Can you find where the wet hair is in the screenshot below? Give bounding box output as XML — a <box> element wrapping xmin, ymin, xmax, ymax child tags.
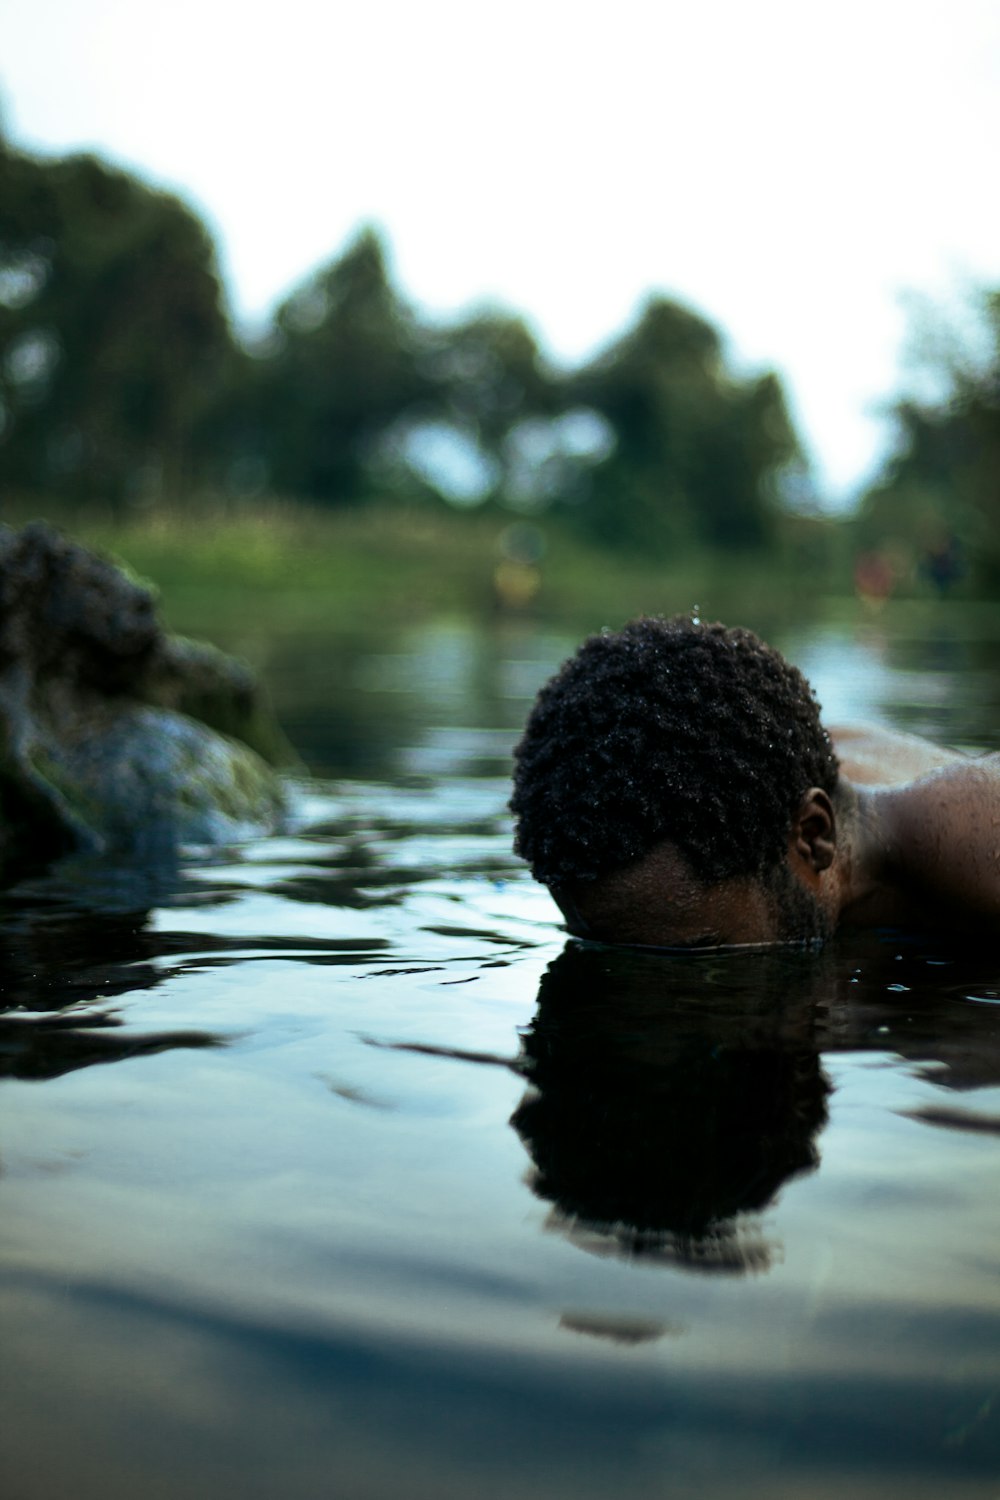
<box><xmin>511</xmin><ymin>616</ymin><xmax>839</xmax><ymax>886</ymax></box>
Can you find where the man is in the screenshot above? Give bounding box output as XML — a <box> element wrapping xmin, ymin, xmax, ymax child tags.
<box><xmin>510</xmin><ymin>615</ymin><xmax>1000</xmax><ymax>947</ymax></box>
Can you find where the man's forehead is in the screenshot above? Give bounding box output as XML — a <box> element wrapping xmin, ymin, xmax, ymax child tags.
<box><xmin>554</xmin><ymin>840</ymin><xmax>776</xmax><ymax>948</ymax></box>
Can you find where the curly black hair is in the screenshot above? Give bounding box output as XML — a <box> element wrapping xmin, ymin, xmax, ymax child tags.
<box><xmin>511</xmin><ymin>616</ymin><xmax>839</xmax><ymax>886</ymax></box>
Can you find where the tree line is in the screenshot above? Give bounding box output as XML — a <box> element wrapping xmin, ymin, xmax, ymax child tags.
<box><xmin>854</xmin><ymin>291</ymin><xmax>1000</xmax><ymax>591</ymax></box>
<box><xmin>1</xmin><ymin>126</ymin><xmax>997</xmax><ymax>578</ymax></box>
<box><xmin>0</xmin><ymin>130</ymin><xmax>803</xmax><ymax>553</ymax></box>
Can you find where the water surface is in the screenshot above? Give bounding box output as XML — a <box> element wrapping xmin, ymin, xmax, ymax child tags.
<box><xmin>2</xmin><ymin>614</ymin><xmax>1000</xmax><ymax>1499</ymax></box>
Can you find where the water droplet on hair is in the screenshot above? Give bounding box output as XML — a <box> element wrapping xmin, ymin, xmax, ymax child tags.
<box><xmin>690</xmin><ymin>604</ymin><xmax>701</xmax><ymax>625</ymax></box>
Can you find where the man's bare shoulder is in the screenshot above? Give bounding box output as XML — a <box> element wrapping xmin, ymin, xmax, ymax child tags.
<box><xmin>863</xmin><ymin>746</ymin><xmax>1000</xmax><ymax>924</ymax></box>
<box><xmin>829</xmin><ymin>723</ymin><xmax>968</xmax><ymax>786</ymax></box>
<box><xmin>830</xmin><ymin>731</ymin><xmax>1000</xmax><ymax>929</ymax></box>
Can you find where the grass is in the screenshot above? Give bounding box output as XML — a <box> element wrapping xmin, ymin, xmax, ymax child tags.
<box><xmin>4</xmin><ymin>494</ymin><xmax>856</xmax><ymax>646</ymax></box>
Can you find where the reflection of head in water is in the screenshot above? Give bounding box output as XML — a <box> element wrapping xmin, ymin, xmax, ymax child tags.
<box><xmin>511</xmin><ymin>942</ymin><xmax>832</xmax><ymax>1273</ymax></box>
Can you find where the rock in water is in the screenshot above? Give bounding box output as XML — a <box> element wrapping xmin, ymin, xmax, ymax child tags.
<box><xmin>0</xmin><ymin>522</ymin><xmax>291</xmax><ymax>871</ymax></box>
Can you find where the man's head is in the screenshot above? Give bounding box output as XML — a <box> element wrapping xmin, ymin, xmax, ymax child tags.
<box><xmin>511</xmin><ymin>616</ymin><xmax>842</xmax><ymax>948</ymax></box>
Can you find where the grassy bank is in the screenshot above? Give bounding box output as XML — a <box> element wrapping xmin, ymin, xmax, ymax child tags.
<box><xmin>5</xmin><ymin>496</ymin><xmax>855</xmax><ymax>645</ymax></box>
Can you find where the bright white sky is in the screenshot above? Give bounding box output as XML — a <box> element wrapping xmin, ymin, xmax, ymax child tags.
<box><xmin>3</xmin><ymin>0</ymin><xmax>999</xmax><ymax>506</ymax></box>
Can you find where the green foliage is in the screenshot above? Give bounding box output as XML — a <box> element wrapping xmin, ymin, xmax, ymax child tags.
<box><xmin>425</xmin><ymin>308</ymin><xmax>557</xmax><ymax>469</ymax></box>
<box><xmin>245</xmin><ymin>228</ymin><xmax>431</xmax><ymax>503</ymax></box>
<box><xmin>0</xmin><ymin>134</ymin><xmax>232</xmax><ymax>508</ymax></box>
<box><xmin>568</xmin><ymin>297</ymin><xmax>802</xmax><ymax>552</ymax></box>
<box><xmin>858</xmin><ymin>291</ymin><xmax>1000</xmax><ymax>590</ymax></box>
<box><xmin>0</xmin><ymin>124</ymin><xmax>809</xmax><ymax>557</ymax></box>
<box><xmin>22</xmin><ymin>499</ymin><xmax>844</xmax><ymax>650</ymax></box>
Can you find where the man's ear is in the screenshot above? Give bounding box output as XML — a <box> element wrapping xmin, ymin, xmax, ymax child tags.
<box><xmin>792</xmin><ymin>788</ymin><xmax>836</xmax><ymax>872</ymax></box>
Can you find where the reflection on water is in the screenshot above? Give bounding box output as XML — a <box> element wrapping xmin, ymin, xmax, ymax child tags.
<box><xmin>2</xmin><ymin>613</ymin><xmax>1000</xmax><ymax>1499</ymax></box>
<box><xmin>514</xmin><ymin>944</ymin><xmax>831</xmax><ymax>1275</ymax></box>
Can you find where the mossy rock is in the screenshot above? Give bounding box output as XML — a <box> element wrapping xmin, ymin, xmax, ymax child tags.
<box><xmin>0</xmin><ymin>522</ymin><xmax>292</xmax><ymax>873</ymax></box>
<box><xmin>32</xmin><ymin>705</ymin><xmax>288</xmax><ymax>858</ymax></box>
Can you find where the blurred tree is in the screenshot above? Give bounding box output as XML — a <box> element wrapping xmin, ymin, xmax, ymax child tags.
<box><xmin>381</xmin><ymin>307</ymin><xmax>560</xmax><ymax>506</ymax></box>
<box><xmin>425</xmin><ymin>307</ymin><xmax>555</xmax><ymax>453</ymax></box>
<box><xmin>567</xmin><ymin>297</ymin><xmax>803</xmax><ymax>553</ymax></box>
<box><xmin>250</xmin><ymin>228</ymin><xmax>431</xmax><ymax>503</ymax></box>
<box><xmin>0</xmin><ymin>133</ymin><xmax>232</xmax><ymax>509</ymax></box>
<box><xmin>858</xmin><ymin>290</ymin><xmax>1000</xmax><ymax>589</ymax></box>
<box><xmin>0</xmin><ymin>118</ymin><xmax>811</xmax><ymax>546</ymax></box>
<box><xmin>249</xmin><ymin>241</ymin><xmax>569</xmax><ymax>509</ymax></box>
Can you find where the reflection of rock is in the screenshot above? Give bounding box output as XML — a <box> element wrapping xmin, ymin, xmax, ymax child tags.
<box><xmin>512</xmin><ymin>943</ymin><xmax>832</xmax><ymax>1275</ymax></box>
<box><xmin>0</xmin><ymin>523</ymin><xmax>291</xmax><ymax>872</ymax></box>
<box><xmin>0</xmin><ymin>890</ymin><xmax>220</xmax><ymax>1081</ymax></box>
<box><xmin>1</xmin><ymin>1007</ymin><xmax>221</xmax><ymax>1082</ymax></box>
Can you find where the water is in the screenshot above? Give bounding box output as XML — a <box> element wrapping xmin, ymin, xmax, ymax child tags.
<box><xmin>2</xmin><ymin>613</ymin><xmax>1000</xmax><ymax>1500</ymax></box>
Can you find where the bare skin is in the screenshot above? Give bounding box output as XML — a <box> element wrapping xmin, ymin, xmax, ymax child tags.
<box><xmin>554</xmin><ymin>723</ymin><xmax>1000</xmax><ymax>949</ymax></box>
